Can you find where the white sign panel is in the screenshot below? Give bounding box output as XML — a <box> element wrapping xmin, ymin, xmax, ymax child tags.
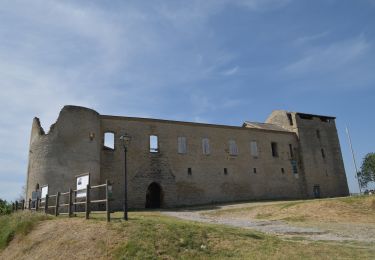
<box><xmin>41</xmin><ymin>186</ymin><xmax>48</xmax><ymax>199</ymax></box>
<box><xmin>76</xmin><ymin>175</ymin><xmax>89</xmax><ymax>198</ymax></box>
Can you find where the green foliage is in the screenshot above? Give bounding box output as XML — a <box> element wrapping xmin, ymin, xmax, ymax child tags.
<box><xmin>0</xmin><ymin>199</ymin><xmax>12</xmax><ymax>215</ymax></box>
<box><xmin>0</xmin><ymin>212</ymin><xmax>50</xmax><ymax>250</ymax></box>
<box><xmin>359</xmin><ymin>153</ymin><xmax>375</xmax><ymax>189</ymax></box>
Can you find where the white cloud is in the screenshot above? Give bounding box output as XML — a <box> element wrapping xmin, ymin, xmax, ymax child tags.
<box><xmin>284</xmin><ymin>36</ymin><xmax>370</xmax><ymax>75</ymax></box>
<box><xmin>223</xmin><ymin>66</ymin><xmax>239</xmax><ymax>76</ymax></box>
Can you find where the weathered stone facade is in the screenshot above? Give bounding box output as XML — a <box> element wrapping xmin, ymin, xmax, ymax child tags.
<box><xmin>26</xmin><ymin>106</ymin><xmax>349</xmax><ymax>209</ymax></box>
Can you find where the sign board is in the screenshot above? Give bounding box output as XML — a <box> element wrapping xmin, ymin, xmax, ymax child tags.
<box><xmin>107</xmin><ymin>184</ymin><xmax>113</xmax><ymax>199</ymax></box>
<box><xmin>31</xmin><ymin>191</ymin><xmax>41</xmax><ymax>201</ymax></box>
<box><xmin>41</xmin><ymin>186</ymin><xmax>48</xmax><ymax>202</ymax></box>
<box><xmin>76</xmin><ymin>174</ymin><xmax>89</xmax><ymax>198</ymax></box>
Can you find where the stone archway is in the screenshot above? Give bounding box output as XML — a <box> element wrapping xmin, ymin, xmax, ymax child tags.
<box><xmin>145</xmin><ymin>182</ymin><xmax>162</xmax><ymax>208</ymax></box>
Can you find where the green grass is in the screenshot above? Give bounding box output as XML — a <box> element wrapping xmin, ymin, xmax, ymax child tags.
<box><xmin>0</xmin><ymin>211</ymin><xmax>50</xmax><ymax>250</ymax></box>
<box><xmin>110</xmin><ymin>212</ymin><xmax>374</xmax><ymax>259</ymax></box>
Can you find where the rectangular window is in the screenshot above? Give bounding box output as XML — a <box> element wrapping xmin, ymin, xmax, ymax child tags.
<box><xmin>188</xmin><ymin>168</ymin><xmax>192</xmax><ymax>175</ymax></box>
<box><xmin>177</xmin><ymin>137</ymin><xmax>187</xmax><ymax>154</ymax></box>
<box><xmin>150</xmin><ymin>135</ymin><xmax>159</xmax><ymax>153</ymax></box>
<box><xmin>281</xmin><ymin>168</ymin><xmax>285</xmax><ymax>174</ymax></box>
<box><xmin>250</xmin><ymin>141</ymin><xmax>258</xmax><ymax>158</ymax></box>
<box><xmin>224</xmin><ymin>168</ymin><xmax>228</xmax><ymax>175</ymax></box>
<box><xmin>291</xmin><ymin>160</ymin><xmax>298</xmax><ymax>174</ymax></box>
<box><xmin>253</xmin><ymin>168</ymin><xmax>257</xmax><ymax>174</ymax></box>
<box><xmin>229</xmin><ymin>140</ymin><xmax>239</xmax><ymax>156</ymax></box>
<box><xmin>271</xmin><ymin>142</ymin><xmax>278</xmax><ymax>157</ymax></box>
<box><xmin>321</xmin><ymin>148</ymin><xmax>326</xmax><ymax>159</ymax></box>
<box><xmin>287</xmin><ymin>113</ymin><xmax>293</xmax><ymax>126</ymax></box>
<box><xmin>104</xmin><ymin>132</ymin><xmax>115</xmax><ymax>150</ymax></box>
<box><xmin>289</xmin><ymin>144</ymin><xmax>294</xmax><ymax>158</ymax></box>
<box><xmin>202</xmin><ymin>138</ymin><xmax>210</xmax><ymax>155</ymax></box>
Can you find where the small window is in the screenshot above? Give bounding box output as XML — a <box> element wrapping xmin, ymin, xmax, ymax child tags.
<box><xmin>253</xmin><ymin>168</ymin><xmax>257</xmax><ymax>174</ymax></box>
<box><xmin>281</xmin><ymin>168</ymin><xmax>285</xmax><ymax>174</ymax></box>
<box><xmin>104</xmin><ymin>132</ymin><xmax>115</xmax><ymax>150</ymax></box>
<box><xmin>187</xmin><ymin>168</ymin><xmax>192</xmax><ymax>175</ymax></box>
<box><xmin>287</xmin><ymin>113</ymin><xmax>293</xmax><ymax>126</ymax></box>
<box><xmin>271</xmin><ymin>142</ymin><xmax>278</xmax><ymax>157</ymax></box>
<box><xmin>321</xmin><ymin>148</ymin><xmax>326</xmax><ymax>159</ymax></box>
<box><xmin>150</xmin><ymin>135</ymin><xmax>159</xmax><ymax>153</ymax></box>
<box><xmin>316</xmin><ymin>129</ymin><xmax>321</xmax><ymax>139</ymax></box>
<box><xmin>289</xmin><ymin>144</ymin><xmax>294</xmax><ymax>158</ymax></box>
<box><xmin>291</xmin><ymin>160</ymin><xmax>298</xmax><ymax>174</ymax></box>
<box><xmin>229</xmin><ymin>140</ymin><xmax>238</xmax><ymax>156</ymax></box>
<box><xmin>178</xmin><ymin>137</ymin><xmax>187</xmax><ymax>154</ymax></box>
<box><xmin>250</xmin><ymin>141</ymin><xmax>258</xmax><ymax>158</ymax></box>
<box><xmin>202</xmin><ymin>138</ymin><xmax>210</xmax><ymax>155</ymax></box>
<box><xmin>224</xmin><ymin>168</ymin><xmax>228</xmax><ymax>175</ymax></box>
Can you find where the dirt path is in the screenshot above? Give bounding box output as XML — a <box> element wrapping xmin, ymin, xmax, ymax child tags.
<box><xmin>162</xmin><ymin>201</ymin><xmax>375</xmax><ymax>242</ymax></box>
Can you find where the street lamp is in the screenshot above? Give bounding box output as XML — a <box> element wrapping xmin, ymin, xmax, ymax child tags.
<box><xmin>119</xmin><ymin>133</ymin><xmax>132</xmax><ymax>220</ymax></box>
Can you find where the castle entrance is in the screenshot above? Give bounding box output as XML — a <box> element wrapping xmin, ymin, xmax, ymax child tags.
<box><xmin>145</xmin><ymin>182</ymin><xmax>162</xmax><ymax>208</ymax></box>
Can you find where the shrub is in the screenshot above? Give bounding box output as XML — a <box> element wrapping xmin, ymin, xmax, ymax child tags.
<box><xmin>0</xmin><ymin>199</ymin><xmax>12</xmax><ymax>215</ymax></box>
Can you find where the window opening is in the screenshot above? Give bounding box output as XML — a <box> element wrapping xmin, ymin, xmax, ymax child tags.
<box><xmin>150</xmin><ymin>135</ymin><xmax>159</xmax><ymax>153</ymax></box>
<box><xmin>271</xmin><ymin>142</ymin><xmax>278</xmax><ymax>157</ymax></box>
<box><xmin>224</xmin><ymin>168</ymin><xmax>228</xmax><ymax>175</ymax></box>
<box><xmin>202</xmin><ymin>138</ymin><xmax>210</xmax><ymax>155</ymax></box>
<box><xmin>289</xmin><ymin>144</ymin><xmax>294</xmax><ymax>158</ymax></box>
<box><xmin>321</xmin><ymin>148</ymin><xmax>326</xmax><ymax>159</ymax></box>
<box><xmin>178</xmin><ymin>137</ymin><xmax>187</xmax><ymax>154</ymax></box>
<box><xmin>253</xmin><ymin>168</ymin><xmax>257</xmax><ymax>174</ymax></box>
<box><xmin>187</xmin><ymin>168</ymin><xmax>192</xmax><ymax>175</ymax></box>
<box><xmin>229</xmin><ymin>140</ymin><xmax>239</xmax><ymax>156</ymax></box>
<box><xmin>104</xmin><ymin>132</ymin><xmax>115</xmax><ymax>150</ymax></box>
<box><xmin>281</xmin><ymin>168</ymin><xmax>285</xmax><ymax>174</ymax></box>
<box><xmin>287</xmin><ymin>113</ymin><xmax>293</xmax><ymax>125</ymax></box>
<box><xmin>250</xmin><ymin>141</ymin><xmax>258</xmax><ymax>158</ymax></box>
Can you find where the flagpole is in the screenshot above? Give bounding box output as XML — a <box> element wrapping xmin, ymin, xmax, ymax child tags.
<box><xmin>346</xmin><ymin>126</ymin><xmax>361</xmax><ymax>194</ymax></box>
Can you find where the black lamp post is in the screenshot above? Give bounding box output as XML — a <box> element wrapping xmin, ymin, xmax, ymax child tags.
<box><xmin>120</xmin><ymin>133</ymin><xmax>131</xmax><ymax>220</ymax></box>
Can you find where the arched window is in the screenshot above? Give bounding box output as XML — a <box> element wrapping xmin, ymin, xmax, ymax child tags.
<box><xmin>104</xmin><ymin>132</ymin><xmax>115</xmax><ymax>150</ymax></box>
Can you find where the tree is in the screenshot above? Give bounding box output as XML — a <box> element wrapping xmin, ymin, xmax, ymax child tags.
<box><xmin>359</xmin><ymin>153</ymin><xmax>375</xmax><ymax>189</ymax></box>
<box><xmin>0</xmin><ymin>199</ymin><xmax>12</xmax><ymax>215</ymax></box>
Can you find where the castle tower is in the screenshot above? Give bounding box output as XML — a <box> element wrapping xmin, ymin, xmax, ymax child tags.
<box><xmin>26</xmin><ymin>106</ymin><xmax>101</xmax><ymax>201</ymax></box>
<box><xmin>266</xmin><ymin>110</ymin><xmax>349</xmax><ymax>198</ymax></box>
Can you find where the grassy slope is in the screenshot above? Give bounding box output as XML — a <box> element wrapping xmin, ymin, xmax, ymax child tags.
<box><xmin>1</xmin><ymin>211</ymin><xmax>374</xmax><ymax>259</ymax></box>
<box><xmin>0</xmin><ymin>212</ymin><xmax>50</xmax><ymax>250</ymax></box>
<box><xmin>205</xmin><ymin>196</ymin><xmax>375</xmax><ymax>223</ymax></box>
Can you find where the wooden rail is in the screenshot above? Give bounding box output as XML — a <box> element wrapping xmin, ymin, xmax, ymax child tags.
<box><xmin>17</xmin><ymin>180</ymin><xmax>112</xmax><ymax>222</ymax></box>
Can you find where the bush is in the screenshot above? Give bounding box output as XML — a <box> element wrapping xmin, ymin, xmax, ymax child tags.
<box><xmin>0</xmin><ymin>199</ymin><xmax>12</xmax><ymax>215</ymax></box>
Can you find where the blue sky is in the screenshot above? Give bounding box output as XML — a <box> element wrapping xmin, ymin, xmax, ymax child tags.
<box><xmin>0</xmin><ymin>0</ymin><xmax>374</xmax><ymax>201</ymax></box>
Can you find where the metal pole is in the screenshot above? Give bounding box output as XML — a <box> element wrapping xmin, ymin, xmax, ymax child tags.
<box><xmin>346</xmin><ymin>126</ymin><xmax>361</xmax><ymax>194</ymax></box>
<box><xmin>124</xmin><ymin>147</ymin><xmax>128</xmax><ymax>221</ymax></box>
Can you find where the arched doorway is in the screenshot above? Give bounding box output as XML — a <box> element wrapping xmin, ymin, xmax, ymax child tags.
<box><xmin>145</xmin><ymin>182</ymin><xmax>162</xmax><ymax>208</ymax></box>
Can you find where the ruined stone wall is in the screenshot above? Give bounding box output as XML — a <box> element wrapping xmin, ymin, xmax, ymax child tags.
<box><xmin>26</xmin><ymin>106</ymin><xmax>101</xmax><ymax>202</ymax></box>
<box><xmin>100</xmin><ymin>116</ymin><xmax>304</xmax><ymax>209</ymax></box>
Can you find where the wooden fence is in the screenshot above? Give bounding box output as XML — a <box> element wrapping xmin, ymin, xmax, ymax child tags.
<box><xmin>14</xmin><ymin>180</ymin><xmax>112</xmax><ymax>222</ymax></box>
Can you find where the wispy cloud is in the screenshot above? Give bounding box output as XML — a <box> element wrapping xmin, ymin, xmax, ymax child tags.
<box><xmin>284</xmin><ymin>36</ymin><xmax>370</xmax><ymax>75</ymax></box>
<box><xmin>223</xmin><ymin>66</ymin><xmax>239</xmax><ymax>76</ymax></box>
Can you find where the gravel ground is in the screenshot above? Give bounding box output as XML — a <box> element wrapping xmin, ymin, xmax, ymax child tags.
<box><xmin>162</xmin><ymin>204</ymin><xmax>375</xmax><ymax>242</ymax></box>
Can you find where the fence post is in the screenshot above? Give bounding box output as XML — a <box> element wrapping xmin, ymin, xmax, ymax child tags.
<box><xmin>85</xmin><ymin>184</ymin><xmax>90</xmax><ymax>220</ymax></box>
<box><xmin>106</xmin><ymin>180</ymin><xmax>110</xmax><ymax>222</ymax></box>
<box><xmin>68</xmin><ymin>188</ymin><xmax>72</xmax><ymax>217</ymax></box>
<box><xmin>45</xmin><ymin>195</ymin><xmax>49</xmax><ymax>214</ymax></box>
<box><xmin>55</xmin><ymin>192</ymin><xmax>60</xmax><ymax>216</ymax></box>
<box><xmin>35</xmin><ymin>198</ymin><xmax>39</xmax><ymax>211</ymax></box>
<box><xmin>22</xmin><ymin>200</ymin><xmax>25</xmax><ymax>211</ymax></box>
<box><xmin>28</xmin><ymin>199</ymin><xmax>31</xmax><ymax>210</ymax></box>
<box><xmin>12</xmin><ymin>203</ymin><xmax>15</xmax><ymax>212</ymax></box>
<box><xmin>15</xmin><ymin>201</ymin><xmax>19</xmax><ymax>211</ymax></box>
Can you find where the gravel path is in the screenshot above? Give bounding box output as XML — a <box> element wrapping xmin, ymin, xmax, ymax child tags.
<box><xmin>163</xmin><ymin>207</ymin><xmax>373</xmax><ymax>242</ymax></box>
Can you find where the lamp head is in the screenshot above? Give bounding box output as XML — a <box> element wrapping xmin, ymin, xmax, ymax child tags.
<box><xmin>119</xmin><ymin>133</ymin><xmax>132</xmax><ymax>149</ymax></box>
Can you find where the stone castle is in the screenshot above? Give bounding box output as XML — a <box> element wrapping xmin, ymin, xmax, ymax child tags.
<box><xmin>26</xmin><ymin>106</ymin><xmax>349</xmax><ymax>209</ymax></box>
